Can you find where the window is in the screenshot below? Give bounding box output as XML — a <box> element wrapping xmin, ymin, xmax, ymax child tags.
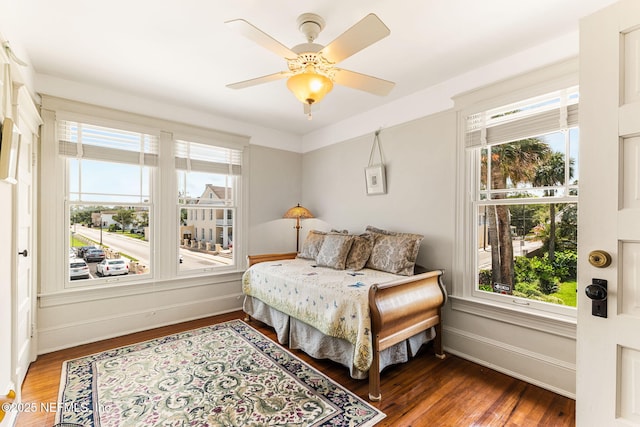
<box><xmin>40</xmin><ymin>96</ymin><xmax>249</xmax><ymax>293</ymax></box>
<box><xmin>463</xmin><ymin>87</ymin><xmax>579</xmax><ymax>317</ymax></box>
<box><xmin>62</xmin><ymin>120</ymin><xmax>157</xmax><ymax>284</ymax></box>
<box><xmin>176</xmin><ymin>139</ymin><xmax>241</xmax><ymax>272</ymax></box>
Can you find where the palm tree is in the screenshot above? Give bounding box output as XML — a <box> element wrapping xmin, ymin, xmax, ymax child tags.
<box><xmin>533</xmin><ymin>152</ymin><xmax>575</xmax><ymax>262</ymax></box>
<box><xmin>482</xmin><ymin>138</ymin><xmax>551</xmax><ymax>290</ymax></box>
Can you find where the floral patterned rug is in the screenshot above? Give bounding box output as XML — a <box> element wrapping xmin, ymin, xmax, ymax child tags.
<box><xmin>56</xmin><ymin>319</ymin><xmax>385</xmax><ymax>426</ymax></box>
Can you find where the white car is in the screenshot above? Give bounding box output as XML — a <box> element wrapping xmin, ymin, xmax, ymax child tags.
<box><xmin>69</xmin><ymin>258</ymin><xmax>90</xmax><ymax>280</ymax></box>
<box><xmin>96</xmin><ymin>258</ymin><xmax>129</xmax><ymax>276</ymax></box>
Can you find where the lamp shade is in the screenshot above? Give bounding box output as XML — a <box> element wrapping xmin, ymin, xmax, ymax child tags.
<box><xmin>286</xmin><ymin>68</ymin><xmax>333</xmax><ymax>105</ymax></box>
<box><xmin>283</xmin><ymin>203</ymin><xmax>314</xmax><ymax>219</ymax></box>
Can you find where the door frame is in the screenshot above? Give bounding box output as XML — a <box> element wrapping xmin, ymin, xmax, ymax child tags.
<box><xmin>10</xmin><ymin>84</ymin><xmax>41</xmax><ymax>396</ymax></box>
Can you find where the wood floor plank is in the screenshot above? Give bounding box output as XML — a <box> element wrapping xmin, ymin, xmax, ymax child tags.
<box><xmin>16</xmin><ymin>310</ymin><xmax>575</xmax><ymax>426</ymax></box>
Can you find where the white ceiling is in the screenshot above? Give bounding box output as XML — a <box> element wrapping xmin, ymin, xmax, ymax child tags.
<box><xmin>0</xmin><ymin>0</ymin><xmax>619</xmax><ymax>137</ymax></box>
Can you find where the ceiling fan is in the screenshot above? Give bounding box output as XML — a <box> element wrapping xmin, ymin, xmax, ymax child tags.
<box><xmin>225</xmin><ymin>13</ymin><xmax>395</xmax><ymax>118</ymax></box>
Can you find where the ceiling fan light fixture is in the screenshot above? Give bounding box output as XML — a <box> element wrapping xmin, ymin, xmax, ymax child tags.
<box><xmin>227</xmin><ymin>12</ymin><xmax>395</xmax><ymax>118</ymax></box>
<box><xmin>286</xmin><ymin>67</ymin><xmax>333</xmax><ymax>105</ymax></box>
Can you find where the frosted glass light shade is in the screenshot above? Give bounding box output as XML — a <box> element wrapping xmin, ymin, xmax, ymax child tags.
<box><xmin>287</xmin><ymin>71</ymin><xmax>333</xmax><ymax>105</ymax></box>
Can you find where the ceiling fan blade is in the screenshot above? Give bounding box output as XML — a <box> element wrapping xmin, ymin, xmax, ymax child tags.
<box><xmin>333</xmin><ymin>68</ymin><xmax>395</xmax><ymax>96</ymax></box>
<box><xmin>226</xmin><ymin>72</ymin><xmax>290</xmax><ymax>89</ymax></box>
<box><xmin>226</xmin><ymin>19</ymin><xmax>297</xmax><ymax>59</ymax></box>
<box><xmin>320</xmin><ymin>14</ymin><xmax>390</xmax><ymax>64</ymax></box>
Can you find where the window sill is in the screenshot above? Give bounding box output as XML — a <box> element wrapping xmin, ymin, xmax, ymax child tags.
<box><xmin>448</xmin><ymin>295</ymin><xmax>577</xmax><ymax>339</ymax></box>
<box><xmin>38</xmin><ymin>270</ymin><xmax>244</xmax><ymax>308</ymax></box>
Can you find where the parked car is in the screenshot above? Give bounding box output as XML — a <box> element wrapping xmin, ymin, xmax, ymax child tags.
<box><xmin>96</xmin><ymin>258</ymin><xmax>129</xmax><ymax>276</ymax></box>
<box><xmin>84</xmin><ymin>248</ymin><xmax>106</xmax><ymax>262</ymax></box>
<box><xmin>76</xmin><ymin>245</ymin><xmax>97</xmax><ymax>258</ymax></box>
<box><xmin>69</xmin><ymin>258</ymin><xmax>90</xmax><ymax>280</ymax></box>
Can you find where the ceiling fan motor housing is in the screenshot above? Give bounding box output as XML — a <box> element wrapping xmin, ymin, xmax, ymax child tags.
<box><xmin>297</xmin><ymin>13</ymin><xmax>325</xmax><ymax>43</ymax></box>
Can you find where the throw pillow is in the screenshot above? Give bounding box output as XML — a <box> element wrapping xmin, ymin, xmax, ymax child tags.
<box><xmin>365</xmin><ymin>226</ymin><xmax>424</xmax><ymax>275</ymax></box>
<box><xmin>345</xmin><ymin>233</ymin><xmax>374</xmax><ymax>270</ymax></box>
<box><xmin>298</xmin><ymin>230</ymin><xmax>326</xmax><ymax>259</ymax></box>
<box><xmin>316</xmin><ymin>233</ymin><xmax>355</xmax><ymax>270</ymax></box>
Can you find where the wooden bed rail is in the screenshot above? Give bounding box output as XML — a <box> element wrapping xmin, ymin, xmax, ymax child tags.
<box><xmin>247</xmin><ymin>252</ymin><xmax>298</xmax><ymax>267</ymax></box>
<box><xmin>368</xmin><ymin>269</ymin><xmax>446</xmax><ymax>401</ymax></box>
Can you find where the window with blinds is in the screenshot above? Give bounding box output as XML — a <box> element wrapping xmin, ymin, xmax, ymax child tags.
<box><xmin>58</xmin><ymin>120</ymin><xmax>158</xmax><ymax>166</ymax></box>
<box><xmin>63</xmin><ymin>120</ymin><xmax>155</xmax><ymax>284</ymax></box>
<box><xmin>465</xmin><ymin>88</ymin><xmax>579</xmax><ymax>149</ymax></box>
<box><xmin>175</xmin><ymin>139</ymin><xmax>241</xmax><ymax>175</ymax></box>
<box><xmin>467</xmin><ymin>88</ymin><xmax>580</xmax><ymax>201</ymax></box>
<box><xmin>176</xmin><ymin>138</ymin><xmax>241</xmax><ymax>272</ymax></box>
<box><xmin>464</xmin><ymin>86</ymin><xmax>579</xmax><ymax>315</ymax></box>
<box><xmin>41</xmin><ymin>95</ymin><xmax>250</xmax><ymax>292</ymax></box>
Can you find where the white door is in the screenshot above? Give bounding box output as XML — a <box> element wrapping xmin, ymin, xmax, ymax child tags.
<box><xmin>13</xmin><ymin>120</ymin><xmax>35</xmax><ymax>389</ymax></box>
<box><xmin>577</xmin><ymin>0</ymin><xmax>640</xmax><ymax>425</ymax></box>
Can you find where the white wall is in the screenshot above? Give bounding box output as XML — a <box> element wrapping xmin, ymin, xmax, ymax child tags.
<box><xmin>247</xmin><ymin>145</ymin><xmax>303</xmax><ymax>254</ymax></box>
<box><xmin>301</xmin><ymin>112</ymin><xmax>456</xmax><ymax>275</ymax></box>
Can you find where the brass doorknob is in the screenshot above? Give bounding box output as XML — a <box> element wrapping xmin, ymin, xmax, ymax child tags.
<box><xmin>588</xmin><ymin>250</ymin><xmax>612</xmax><ymax>268</ymax></box>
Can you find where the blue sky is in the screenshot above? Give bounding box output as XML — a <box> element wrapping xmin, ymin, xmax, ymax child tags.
<box><xmin>69</xmin><ymin>159</ymin><xmax>227</xmax><ymax>203</ymax></box>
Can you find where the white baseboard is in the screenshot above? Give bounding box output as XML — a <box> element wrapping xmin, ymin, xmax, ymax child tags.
<box><xmin>37</xmin><ymin>294</ymin><xmax>244</xmax><ymax>354</ymax></box>
<box><xmin>443</xmin><ymin>325</ymin><xmax>576</xmax><ymax>399</ymax></box>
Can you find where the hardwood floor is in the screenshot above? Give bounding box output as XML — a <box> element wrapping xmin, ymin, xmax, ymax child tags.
<box><xmin>17</xmin><ymin>310</ymin><xmax>575</xmax><ymax>426</ymax></box>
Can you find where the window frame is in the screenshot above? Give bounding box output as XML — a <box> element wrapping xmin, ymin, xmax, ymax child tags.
<box><xmin>174</xmin><ymin>136</ymin><xmax>242</xmax><ymax>275</ymax></box>
<box><xmin>451</xmin><ymin>60</ymin><xmax>580</xmax><ymax>328</ymax></box>
<box><xmin>39</xmin><ymin>95</ymin><xmax>250</xmax><ymax>301</ymax></box>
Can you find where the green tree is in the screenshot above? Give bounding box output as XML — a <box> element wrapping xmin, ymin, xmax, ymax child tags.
<box><xmin>482</xmin><ymin>138</ymin><xmax>551</xmax><ymax>290</ymax></box>
<box><xmin>508</xmin><ymin>203</ymin><xmax>546</xmax><ymax>238</ymax></box>
<box><xmin>139</xmin><ymin>211</ymin><xmax>149</xmax><ymax>227</ymax></box>
<box><xmin>112</xmin><ymin>208</ymin><xmax>135</xmax><ymax>233</ymax></box>
<box><xmin>533</xmin><ymin>152</ymin><xmax>574</xmax><ymax>262</ymax></box>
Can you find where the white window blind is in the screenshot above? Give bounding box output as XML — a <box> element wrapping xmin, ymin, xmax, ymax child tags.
<box><xmin>465</xmin><ymin>88</ymin><xmax>579</xmax><ymax>148</ymax></box>
<box><xmin>175</xmin><ymin>139</ymin><xmax>242</xmax><ymax>175</ymax></box>
<box><xmin>58</xmin><ymin>120</ymin><xmax>159</xmax><ymax>166</ymax></box>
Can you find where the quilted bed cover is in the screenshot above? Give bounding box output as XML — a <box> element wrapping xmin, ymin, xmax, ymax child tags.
<box><xmin>242</xmin><ymin>257</ymin><xmax>405</xmax><ymax>372</ymax></box>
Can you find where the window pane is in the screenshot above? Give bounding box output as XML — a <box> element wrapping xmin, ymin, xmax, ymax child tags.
<box><xmin>69</xmin><ymin>205</ymin><xmax>151</xmax><ymax>281</ymax></box>
<box><xmin>477</xmin><ymin>203</ymin><xmax>577</xmax><ymax>307</ymax></box>
<box><xmin>177</xmin><ymin>170</ymin><xmax>235</xmax><ymax>271</ymax></box>
<box><xmin>68</xmin><ymin>159</ymin><xmax>151</xmax><ymax>203</ymax></box>
<box><xmin>178</xmin><ymin>207</ymin><xmax>234</xmax><ymax>271</ymax></box>
<box><xmin>177</xmin><ymin>170</ymin><xmax>234</xmax><ymax>205</ymax></box>
<box><xmin>480</xmin><ymin>129</ymin><xmax>578</xmax><ymax>201</ymax></box>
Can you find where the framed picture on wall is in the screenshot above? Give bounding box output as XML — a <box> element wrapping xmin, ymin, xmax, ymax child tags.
<box><xmin>0</xmin><ymin>117</ymin><xmax>20</xmax><ymax>184</ymax></box>
<box><xmin>365</xmin><ymin>164</ymin><xmax>386</xmax><ymax>195</ymax></box>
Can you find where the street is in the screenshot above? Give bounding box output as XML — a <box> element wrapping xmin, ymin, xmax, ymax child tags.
<box><xmin>72</xmin><ymin>225</ymin><xmax>230</xmax><ymax>274</ymax></box>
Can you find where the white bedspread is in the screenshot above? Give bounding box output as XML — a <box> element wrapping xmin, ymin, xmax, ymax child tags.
<box><xmin>241</xmin><ymin>258</ymin><xmax>404</xmax><ymax>372</ymax></box>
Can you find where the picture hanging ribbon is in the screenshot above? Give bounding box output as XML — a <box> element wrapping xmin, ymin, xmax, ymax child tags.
<box><xmin>364</xmin><ymin>130</ymin><xmax>387</xmax><ymax>195</ymax></box>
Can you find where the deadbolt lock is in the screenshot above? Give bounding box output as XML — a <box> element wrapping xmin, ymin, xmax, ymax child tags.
<box><xmin>588</xmin><ymin>250</ymin><xmax>612</xmax><ymax>268</ymax></box>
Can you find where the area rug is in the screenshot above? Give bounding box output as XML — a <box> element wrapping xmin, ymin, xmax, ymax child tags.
<box><xmin>56</xmin><ymin>319</ymin><xmax>385</xmax><ymax>426</ymax></box>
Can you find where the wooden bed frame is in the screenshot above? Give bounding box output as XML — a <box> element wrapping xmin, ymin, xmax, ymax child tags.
<box><xmin>245</xmin><ymin>252</ymin><xmax>447</xmax><ymax>401</ymax></box>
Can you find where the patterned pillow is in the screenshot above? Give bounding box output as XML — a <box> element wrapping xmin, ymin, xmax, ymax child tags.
<box><xmin>365</xmin><ymin>226</ymin><xmax>424</xmax><ymax>275</ymax></box>
<box><xmin>298</xmin><ymin>230</ymin><xmax>326</xmax><ymax>259</ymax></box>
<box><xmin>345</xmin><ymin>233</ymin><xmax>374</xmax><ymax>270</ymax></box>
<box><xmin>331</xmin><ymin>229</ymin><xmax>349</xmax><ymax>234</ymax></box>
<box><xmin>316</xmin><ymin>234</ymin><xmax>355</xmax><ymax>270</ymax></box>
